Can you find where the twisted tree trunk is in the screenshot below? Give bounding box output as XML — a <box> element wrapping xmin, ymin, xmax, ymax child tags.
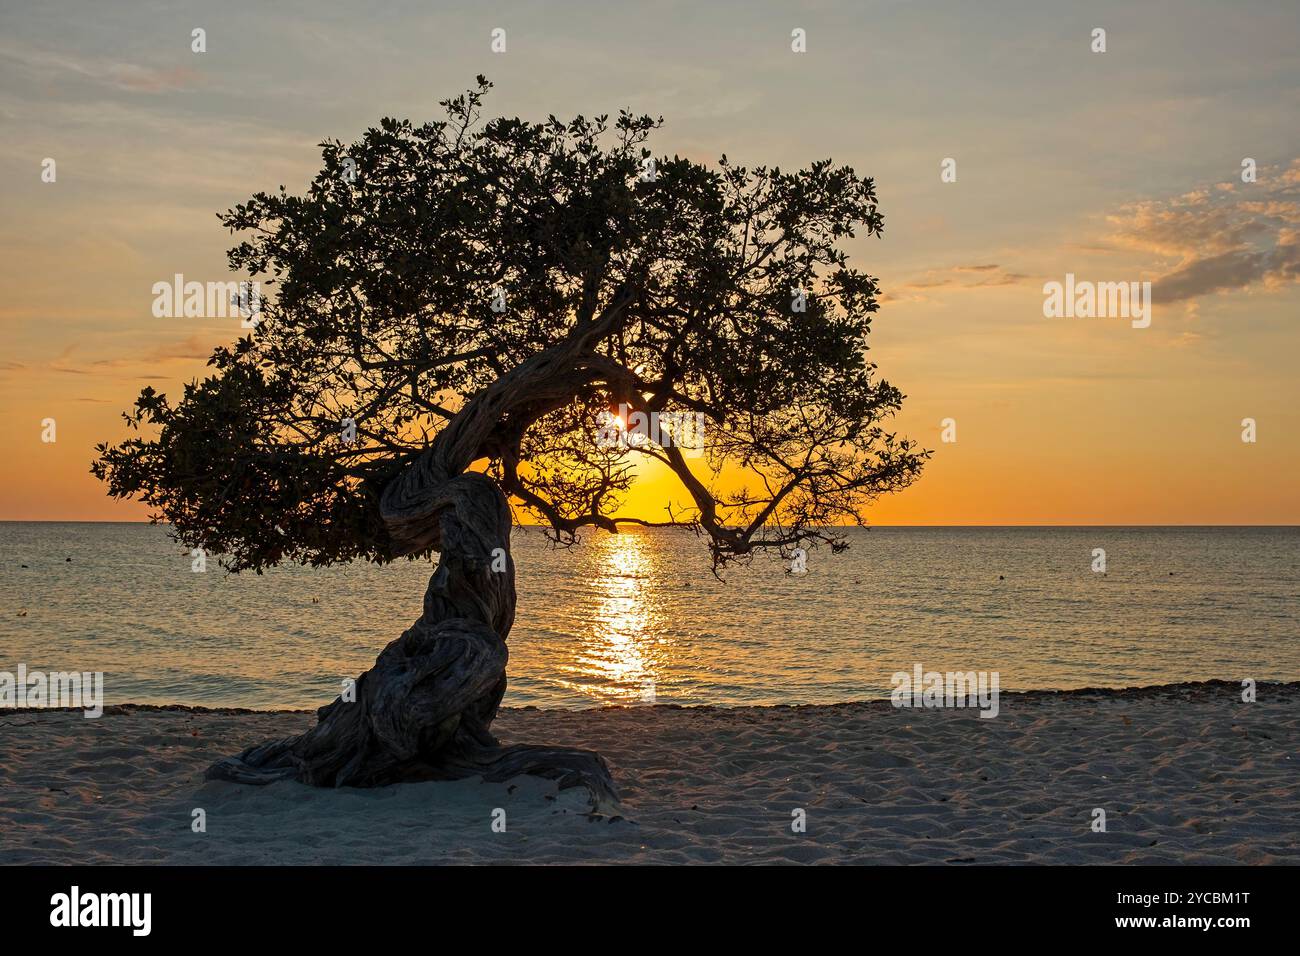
<box><xmin>205</xmin><ymin>470</ymin><xmax>619</xmax><ymax>812</ymax></box>
<box><xmin>207</xmin><ymin>303</ymin><xmax>636</xmax><ymax>809</ymax></box>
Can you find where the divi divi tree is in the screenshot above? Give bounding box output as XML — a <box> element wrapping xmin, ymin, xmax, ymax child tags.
<box><xmin>94</xmin><ymin>79</ymin><xmax>927</xmax><ymax>808</ymax></box>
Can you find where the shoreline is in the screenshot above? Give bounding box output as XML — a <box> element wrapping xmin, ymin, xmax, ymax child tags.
<box><xmin>4</xmin><ymin>678</ymin><xmax>1291</xmax><ymax>718</ymax></box>
<box><xmin>2</xmin><ymin>679</ymin><xmax>1296</xmax><ymax>865</ymax></box>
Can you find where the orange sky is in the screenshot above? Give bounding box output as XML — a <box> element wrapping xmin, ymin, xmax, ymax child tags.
<box><xmin>2</xmin><ymin>2</ymin><xmax>1297</xmax><ymax>525</ymax></box>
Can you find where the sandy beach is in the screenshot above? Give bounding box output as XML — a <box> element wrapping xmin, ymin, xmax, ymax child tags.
<box><xmin>1</xmin><ymin>680</ymin><xmax>1296</xmax><ymax>865</ymax></box>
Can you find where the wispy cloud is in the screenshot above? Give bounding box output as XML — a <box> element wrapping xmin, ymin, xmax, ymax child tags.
<box><xmin>887</xmin><ymin>263</ymin><xmax>1031</xmax><ymax>300</ymax></box>
<box><xmin>0</xmin><ymin>40</ymin><xmax>199</xmax><ymax>93</ymax></box>
<box><xmin>12</xmin><ymin>335</ymin><xmax>223</xmax><ymax>378</ymax></box>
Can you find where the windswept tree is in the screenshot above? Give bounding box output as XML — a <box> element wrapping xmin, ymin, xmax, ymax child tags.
<box><xmin>94</xmin><ymin>78</ymin><xmax>926</xmax><ymax>807</ymax></box>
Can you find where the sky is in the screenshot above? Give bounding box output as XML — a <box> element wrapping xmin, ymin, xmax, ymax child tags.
<box><xmin>1</xmin><ymin>0</ymin><xmax>1297</xmax><ymax>524</ymax></box>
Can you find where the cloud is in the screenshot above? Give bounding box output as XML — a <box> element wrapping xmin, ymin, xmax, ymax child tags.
<box><xmin>890</xmin><ymin>263</ymin><xmax>1031</xmax><ymax>299</ymax></box>
<box><xmin>13</xmin><ymin>334</ymin><xmax>222</xmax><ymax>377</ymax></box>
<box><xmin>1105</xmin><ymin>160</ymin><xmax>1300</xmax><ymax>303</ymax></box>
<box><xmin>1155</xmin><ymin>245</ymin><xmax>1300</xmax><ymax>303</ymax></box>
<box><xmin>0</xmin><ymin>41</ymin><xmax>198</xmax><ymax>94</ymax></box>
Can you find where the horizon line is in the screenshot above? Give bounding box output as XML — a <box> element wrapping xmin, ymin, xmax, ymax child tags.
<box><xmin>1</xmin><ymin>520</ymin><xmax>1297</xmax><ymax>529</ymax></box>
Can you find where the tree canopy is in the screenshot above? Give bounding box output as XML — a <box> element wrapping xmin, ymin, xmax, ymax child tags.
<box><xmin>94</xmin><ymin>77</ymin><xmax>927</xmax><ymax>573</ymax></box>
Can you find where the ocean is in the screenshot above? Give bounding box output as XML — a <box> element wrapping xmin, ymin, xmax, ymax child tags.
<box><xmin>1</xmin><ymin>523</ymin><xmax>1296</xmax><ymax>710</ymax></box>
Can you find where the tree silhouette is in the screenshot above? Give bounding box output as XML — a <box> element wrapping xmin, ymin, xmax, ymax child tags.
<box><xmin>94</xmin><ymin>78</ymin><xmax>926</xmax><ymax>807</ymax></box>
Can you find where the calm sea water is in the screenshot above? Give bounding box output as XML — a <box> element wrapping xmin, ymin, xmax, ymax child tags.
<box><xmin>0</xmin><ymin>523</ymin><xmax>1296</xmax><ymax>710</ymax></box>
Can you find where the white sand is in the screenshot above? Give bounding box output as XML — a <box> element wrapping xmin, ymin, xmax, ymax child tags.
<box><xmin>1</xmin><ymin>681</ymin><xmax>1296</xmax><ymax>865</ymax></box>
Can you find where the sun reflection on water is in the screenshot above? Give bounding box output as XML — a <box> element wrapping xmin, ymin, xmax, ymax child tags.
<box><xmin>557</xmin><ymin>530</ymin><xmax>663</xmax><ymax>704</ymax></box>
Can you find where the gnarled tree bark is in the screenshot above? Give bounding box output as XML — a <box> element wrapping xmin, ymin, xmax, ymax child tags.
<box><xmin>205</xmin><ymin>469</ymin><xmax>619</xmax><ymax>812</ymax></box>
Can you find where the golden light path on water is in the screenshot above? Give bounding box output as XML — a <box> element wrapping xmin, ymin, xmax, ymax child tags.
<box><xmin>553</xmin><ymin>531</ymin><xmax>663</xmax><ymax>705</ymax></box>
<box><xmin>3</xmin><ymin>525</ymin><xmax>1298</xmax><ymax>709</ymax></box>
